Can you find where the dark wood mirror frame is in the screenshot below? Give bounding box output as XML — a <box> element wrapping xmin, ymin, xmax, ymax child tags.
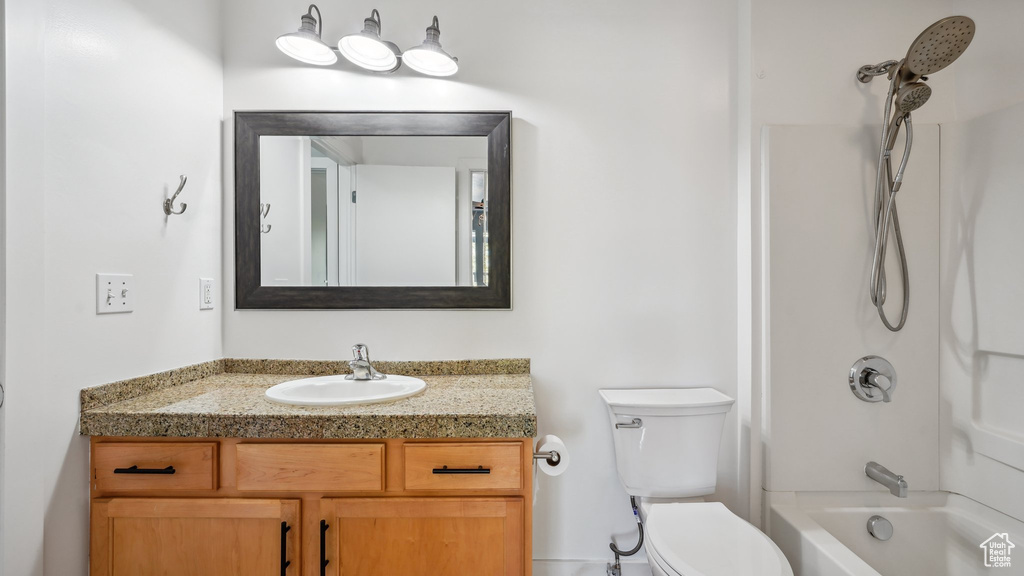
<box><xmin>234</xmin><ymin>111</ymin><xmax>511</xmax><ymax>309</ymax></box>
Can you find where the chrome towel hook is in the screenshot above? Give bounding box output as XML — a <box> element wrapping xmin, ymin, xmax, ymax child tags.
<box><xmin>163</xmin><ymin>175</ymin><xmax>188</xmax><ymax>216</ymax></box>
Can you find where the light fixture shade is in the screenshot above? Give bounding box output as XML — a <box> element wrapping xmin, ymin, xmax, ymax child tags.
<box><xmin>276</xmin><ymin>5</ymin><xmax>337</xmax><ymax>66</ymax></box>
<box><xmin>338</xmin><ymin>10</ymin><xmax>401</xmax><ymax>73</ymax></box>
<box><xmin>403</xmin><ymin>16</ymin><xmax>458</xmax><ymax>77</ymax></box>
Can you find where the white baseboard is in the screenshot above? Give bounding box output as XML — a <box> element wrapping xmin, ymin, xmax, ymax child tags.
<box><xmin>533</xmin><ymin>559</ymin><xmax>650</xmax><ymax>576</ymax></box>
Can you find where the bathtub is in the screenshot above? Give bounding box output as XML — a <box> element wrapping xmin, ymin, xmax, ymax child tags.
<box><xmin>768</xmin><ymin>492</ymin><xmax>1024</xmax><ymax>576</ymax></box>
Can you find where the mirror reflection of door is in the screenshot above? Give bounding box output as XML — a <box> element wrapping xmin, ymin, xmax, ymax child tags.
<box><xmin>354</xmin><ymin>165</ymin><xmax>455</xmax><ymax>286</ymax></box>
<box><xmin>259</xmin><ymin>136</ymin><xmax>487</xmax><ymax>287</ymax></box>
<box><xmin>470</xmin><ymin>170</ymin><xmax>488</xmax><ymax>287</ymax></box>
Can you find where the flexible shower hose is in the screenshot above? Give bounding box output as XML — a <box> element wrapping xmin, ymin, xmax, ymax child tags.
<box><xmin>869</xmin><ymin>72</ymin><xmax>912</xmax><ymax>332</ymax></box>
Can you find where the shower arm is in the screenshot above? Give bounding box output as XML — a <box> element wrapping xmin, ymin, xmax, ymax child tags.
<box><xmin>857</xmin><ymin>60</ymin><xmax>900</xmax><ymax>84</ymax></box>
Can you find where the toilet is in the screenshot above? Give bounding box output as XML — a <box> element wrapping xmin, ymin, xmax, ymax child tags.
<box><xmin>599</xmin><ymin>388</ymin><xmax>793</xmax><ymax>576</ymax></box>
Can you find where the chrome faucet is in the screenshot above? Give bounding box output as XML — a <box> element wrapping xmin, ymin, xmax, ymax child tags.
<box><xmin>345</xmin><ymin>344</ymin><xmax>386</xmax><ymax>381</ymax></box>
<box><xmin>865</xmin><ymin>461</ymin><xmax>908</xmax><ymax>497</ymax></box>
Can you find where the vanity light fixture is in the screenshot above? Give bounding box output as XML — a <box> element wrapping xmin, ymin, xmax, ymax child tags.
<box><xmin>275</xmin><ymin>4</ymin><xmax>338</xmax><ymax>66</ymax></box>
<box><xmin>338</xmin><ymin>9</ymin><xmax>401</xmax><ymax>73</ymax></box>
<box><xmin>276</xmin><ymin>5</ymin><xmax>459</xmax><ymax>76</ymax></box>
<box><xmin>402</xmin><ymin>16</ymin><xmax>459</xmax><ymax>77</ymax></box>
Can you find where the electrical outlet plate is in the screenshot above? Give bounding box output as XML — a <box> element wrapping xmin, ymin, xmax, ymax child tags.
<box><xmin>200</xmin><ymin>278</ymin><xmax>215</xmax><ymax>310</ymax></box>
<box><xmin>96</xmin><ymin>274</ymin><xmax>135</xmax><ymax>314</ymax></box>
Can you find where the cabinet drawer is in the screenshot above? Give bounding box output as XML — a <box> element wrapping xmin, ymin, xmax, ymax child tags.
<box><xmin>236</xmin><ymin>443</ymin><xmax>384</xmax><ymax>492</ymax></box>
<box><xmin>93</xmin><ymin>442</ymin><xmax>217</xmax><ymax>492</ymax></box>
<box><xmin>404</xmin><ymin>443</ymin><xmax>523</xmax><ymax>491</ymax></box>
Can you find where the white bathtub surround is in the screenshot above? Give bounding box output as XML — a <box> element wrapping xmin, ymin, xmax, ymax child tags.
<box><xmin>761</xmin><ymin>124</ymin><xmax>941</xmax><ymax>494</ymax></box>
<box><xmin>769</xmin><ymin>491</ymin><xmax>1024</xmax><ymax>576</ymax></box>
<box><xmin>747</xmin><ymin>0</ymin><xmax>962</xmax><ymax>529</ymax></box>
<box><xmin>753</xmin><ymin>5</ymin><xmax>1024</xmax><ymax>575</ymax></box>
<box><xmin>940</xmin><ymin>92</ymin><xmax>1024</xmax><ymax>526</ymax></box>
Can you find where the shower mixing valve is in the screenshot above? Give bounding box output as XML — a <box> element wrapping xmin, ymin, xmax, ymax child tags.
<box><xmin>849</xmin><ymin>356</ymin><xmax>897</xmax><ymax>403</ymax></box>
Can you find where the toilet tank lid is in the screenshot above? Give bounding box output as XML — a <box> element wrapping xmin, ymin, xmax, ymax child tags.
<box><xmin>599</xmin><ymin>388</ymin><xmax>734</xmax><ymax>410</ymax></box>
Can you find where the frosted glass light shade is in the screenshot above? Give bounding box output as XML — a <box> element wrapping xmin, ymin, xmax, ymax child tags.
<box><xmin>276</xmin><ymin>33</ymin><xmax>337</xmax><ymax>66</ymax></box>
<box><xmin>338</xmin><ymin>10</ymin><xmax>401</xmax><ymax>73</ymax></box>
<box><xmin>403</xmin><ymin>46</ymin><xmax>458</xmax><ymax>77</ymax></box>
<box><xmin>276</xmin><ymin>8</ymin><xmax>337</xmax><ymax>66</ymax></box>
<box><xmin>339</xmin><ymin>34</ymin><xmax>400</xmax><ymax>72</ymax></box>
<box><xmin>404</xmin><ymin>16</ymin><xmax>458</xmax><ymax>77</ymax></box>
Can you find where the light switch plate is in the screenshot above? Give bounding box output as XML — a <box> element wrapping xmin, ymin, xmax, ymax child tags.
<box><xmin>200</xmin><ymin>278</ymin><xmax>215</xmax><ymax>310</ymax></box>
<box><xmin>96</xmin><ymin>274</ymin><xmax>135</xmax><ymax>314</ymax></box>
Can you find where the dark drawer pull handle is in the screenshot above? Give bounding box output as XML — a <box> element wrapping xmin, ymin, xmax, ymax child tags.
<box><xmin>280</xmin><ymin>522</ymin><xmax>291</xmax><ymax>575</ymax></box>
<box><xmin>432</xmin><ymin>465</ymin><xmax>491</xmax><ymax>475</ymax></box>
<box><xmin>320</xmin><ymin>519</ymin><xmax>330</xmax><ymax>576</ymax></box>
<box><xmin>113</xmin><ymin>465</ymin><xmax>176</xmax><ymax>475</ymax></box>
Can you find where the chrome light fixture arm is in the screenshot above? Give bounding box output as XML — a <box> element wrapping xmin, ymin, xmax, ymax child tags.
<box><xmin>307</xmin><ymin>4</ymin><xmax>323</xmax><ymax>38</ymax></box>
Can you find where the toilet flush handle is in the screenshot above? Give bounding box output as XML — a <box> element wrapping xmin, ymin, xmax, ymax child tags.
<box><xmin>615</xmin><ymin>418</ymin><xmax>643</xmax><ymax>429</ymax></box>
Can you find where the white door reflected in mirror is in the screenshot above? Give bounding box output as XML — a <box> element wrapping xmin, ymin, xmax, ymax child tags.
<box><xmin>258</xmin><ymin>135</ymin><xmax>488</xmax><ymax>287</ymax></box>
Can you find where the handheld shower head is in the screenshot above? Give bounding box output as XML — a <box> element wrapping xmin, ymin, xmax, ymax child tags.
<box><xmin>901</xmin><ymin>15</ymin><xmax>975</xmax><ymax>80</ymax></box>
<box><xmin>885</xmin><ymin>82</ymin><xmax>930</xmax><ymax>150</ymax></box>
<box><xmin>857</xmin><ymin>16</ymin><xmax>976</xmax><ymax>333</ymax></box>
<box><xmin>896</xmin><ymin>82</ymin><xmax>931</xmax><ymax>113</ymax></box>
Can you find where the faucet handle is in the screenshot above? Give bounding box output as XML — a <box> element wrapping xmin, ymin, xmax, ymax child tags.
<box><xmin>866</xmin><ymin>372</ymin><xmax>892</xmax><ymax>402</ymax></box>
<box><xmin>352</xmin><ymin>343</ymin><xmax>370</xmax><ymax>362</ymax></box>
<box><xmin>849</xmin><ymin>356</ymin><xmax>897</xmax><ymax>403</ymax></box>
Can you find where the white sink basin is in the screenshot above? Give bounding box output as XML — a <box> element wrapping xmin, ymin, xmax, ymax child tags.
<box><xmin>265</xmin><ymin>374</ymin><xmax>426</xmax><ymax>407</ymax></box>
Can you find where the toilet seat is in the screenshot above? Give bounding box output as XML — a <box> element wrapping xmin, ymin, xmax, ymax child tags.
<box><xmin>645</xmin><ymin>502</ymin><xmax>793</xmax><ymax>576</ymax></box>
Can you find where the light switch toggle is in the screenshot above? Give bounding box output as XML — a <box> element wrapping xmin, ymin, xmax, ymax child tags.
<box><xmin>96</xmin><ymin>274</ymin><xmax>135</xmax><ymax>314</ymax></box>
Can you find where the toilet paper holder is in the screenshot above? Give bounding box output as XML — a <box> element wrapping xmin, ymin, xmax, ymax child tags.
<box><xmin>533</xmin><ymin>449</ymin><xmax>561</xmax><ymax>467</ymax></box>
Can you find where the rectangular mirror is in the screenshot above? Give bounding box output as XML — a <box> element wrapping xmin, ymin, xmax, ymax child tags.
<box><xmin>235</xmin><ymin>112</ymin><xmax>511</xmax><ymax>309</ymax></box>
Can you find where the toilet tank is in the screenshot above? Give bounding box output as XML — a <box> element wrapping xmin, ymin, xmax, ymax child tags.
<box><xmin>599</xmin><ymin>388</ymin><xmax>734</xmax><ymax>498</ymax></box>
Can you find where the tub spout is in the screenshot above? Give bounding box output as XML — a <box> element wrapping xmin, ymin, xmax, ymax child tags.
<box><xmin>865</xmin><ymin>461</ymin><xmax>908</xmax><ymax>497</ymax></box>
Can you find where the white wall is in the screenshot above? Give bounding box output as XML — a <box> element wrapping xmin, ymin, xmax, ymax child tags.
<box><xmin>4</xmin><ymin>0</ymin><xmax>50</xmax><ymax>572</ymax></box>
<box><xmin>939</xmin><ymin>0</ymin><xmax>1024</xmax><ymax>524</ymax></box>
<box><xmin>223</xmin><ymin>0</ymin><xmax>740</xmax><ymax>569</ymax></box>
<box><xmin>2</xmin><ymin>0</ymin><xmax>224</xmax><ymax>574</ymax></box>
<box><xmin>751</xmin><ymin>0</ymin><xmax>956</xmax><ymax>514</ymax></box>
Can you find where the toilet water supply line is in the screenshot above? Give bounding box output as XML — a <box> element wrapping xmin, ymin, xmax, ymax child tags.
<box><xmin>607</xmin><ymin>496</ymin><xmax>644</xmax><ymax>576</ymax></box>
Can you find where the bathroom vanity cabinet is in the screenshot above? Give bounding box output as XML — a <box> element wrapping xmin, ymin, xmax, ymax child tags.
<box><xmin>89</xmin><ymin>437</ymin><xmax>533</xmax><ymax>576</ymax></box>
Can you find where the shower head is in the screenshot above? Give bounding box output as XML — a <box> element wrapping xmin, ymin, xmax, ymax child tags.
<box><xmin>895</xmin><ymin>82</ymin><xmax>932</xmax><ymax>113</ymax></box>
<box><xmin>885</xmin><ymin>83</ymin><xmax>930</xmax><ymax>150</ymax></box>
<box><xmin>901</xmin><ymin>15</ymin><xmax>975</xmax><ymax>80</ymax></box>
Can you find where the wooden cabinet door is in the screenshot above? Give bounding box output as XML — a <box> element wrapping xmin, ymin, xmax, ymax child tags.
<box><xmin>321</xmin><ymin>498</ymin><xmax>524</xmax><ymax>576</ymax></box>
<box><xmin>91</xmin><ymin>498</ymin><xmax>300</xmax><ymax>576</ymax></box>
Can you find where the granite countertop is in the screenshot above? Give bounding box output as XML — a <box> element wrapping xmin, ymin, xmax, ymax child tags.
<box><xmin>79</xmin><ymin>359</ymin><xmax>536</xmax><ymax>439</ymax></box>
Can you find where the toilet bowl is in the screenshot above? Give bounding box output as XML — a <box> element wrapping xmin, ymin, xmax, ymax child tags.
<box><xmin>600</xmin><ymin>388</ymin><xmax>793</xmax><ymax>576</ymax></box>
<box><xmin>644</xmin><ymin>502</ymin><xmax>791</xmax><ymax>576</ymax></box>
